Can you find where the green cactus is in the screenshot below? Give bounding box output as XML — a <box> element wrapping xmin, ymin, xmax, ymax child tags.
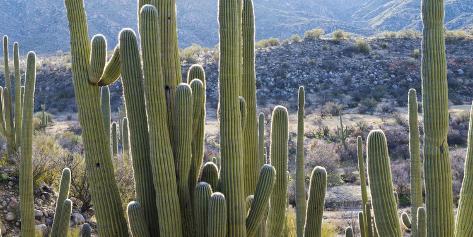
<box><xmin>200</xmin><ymin>162</ymin><xmax>220</xmax><ymax>190</ymax></box>
<box><xmin>189</xmin><ymin>77</ymin><xmax>206</xmax><ymax>196</ymax></box>
<box><xmin>417</xmin><ymin>207</ymin><xmax>426</xmax><ymax>237</ymax></box>
<box><xmin>246</xmin><ymin>164</ymin><xmax>276</xmax><ymax>237</ymax></box>
<box><xmin>51</xmin><ymin>168</ymin><xmax>72</xmax><ymax>237</ymax></box>
<box><xmin>367</xmin><ymin>130</ymin><xmax>401</xmax><ymax>237</ymax></box>
<box><xmin>80</xmin><ymin>223</ymin><xmax>92</xmax><ymax>237</ymax></box>
<box><xmin>13</xmin><ymin>42</ymin><xmax>21</xmax><ymax>147</ymax></box>
<box><xmin>267</xmin><ymin>106</ymin><xmax>289</xmax><ymax>236</ymax></box>
<box><xmin>303</xmin><ymin>166</ymin><xmax>327</xmax><ymax>237</ymax></box>
<box><xmin>127</xmin><ymin>201</ymin><xmax>151</xmax><ymax>237</ymax></box>
<box><xmin>0</xmin><ymin>88</ymin><xmax>6</xmax><ymax>136</ymax></box>
<box><xmin>456</xmin><ymin>102</ymin><xmax>473</xmax><ymax>236</ymax></box>
<box><xmin>121</xmin><ymin>117</ymin><xmax>130</xmax><ymax>159</ymax></box>
<box><xmin>365</xmin><ymin>202</ymin><xmax>374</xmax><ymax>237</ymax></box>
<box><xmin>19</xmin><ymin>52</ymin><xmax>36</xmax><ymax>237</ymax></box>
<box><xmin>258</xmin><ymin>113</ymin><xmax>265</xmax><ymax>166</ymax></box>
<box><xmin>56</xmin><ymin>199</ymin><xmax>73</xmax><ymax>237</ymax></box>
<box><xmin>407</xmin><ymin>89</ymin><xmax>422</xmax><ymax>237</ymax></box>
<box><xmin>111</xmin><ymin>122</ymin><xmax>118</xmax><ymax>156</ymax></box>
<box><xmin>194</xmin><ymin>182</ymin><xmax>213</xmax><ymax>237</ymax></box>
<box><xmin>208</xmin><ymin>192</ymin><xmax>227</xmax><ymax>237</ymax></box>
<box><xmin>295</xmin><ymin>86</ymin><xmax>306</xmax><ymax>237</ymax></box>
<box><xmin>2</xmin><ymin>36</ymin><xmax>15</xmax><ymax>156</ymax></box>
<box><xmin>89</xmin><ymin>35</ymin><xmax>107</xmax><ymax>84</ymax></box>
<box><xmin>98</xmin><ymin>46</ymin><xmax>121</xmax><ymax>86</ymax></box>
<box><xmin>242</xmin><ymin>0</ymin><xmax>259</xmax><ymax>198</ymax></box>
<box><xmin>359</xmin><ymin>211</ymin><xmax>367</xmax><ymax>237</ymax></box>
<box><xmin>421</xmin><ymin>0</ymin><xmax>455</xmax><ymax>235</ymax></box>
<box><xmin>65</xmin><ymin>0</ymin><xmax>128</xmax><ymax>235</ymax></box>
<box><xmin>401</xmin><ymin>212</ymin><xmax>412</xmax><ymax>229</ymax></box>
<box><xmin>101</xmin><ymin>86</ymin><xmax>111</xmax><ymax>149</ymax></box>
<box><xmin>218</xmin><ymin>0</ymin><xmax>246</xmax><ymax>235</ymax></box>
<box><xmin>345</xmin><ymin>226</ymin><xmax>354</xmax><ymax>237</ymax></box>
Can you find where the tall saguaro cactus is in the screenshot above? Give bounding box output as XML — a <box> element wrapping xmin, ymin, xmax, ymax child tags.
<box><xmin>420</xmin><ymin>0</ymin><xmax>455</xmax><ymax>235</ymax></box>
<box><xmin>295</xmin><ymin>86</ymin><xmax>306</xmax><ymax>237</ymax></box>
<box><xmin>64</xmin><ymin>0</ymin><xmax>128</xmax><ymax>235</ymax></box>
<box><xmin>51</xmin><ymin>168</ymin><xmax>72</xmax><ymax>237</ymax></box>
<box><xmin>304</xmin><ymin>166</ymin><xmax>327</xmax><ymax>237</ymax></box>
<box><xmin>218</xmin><ymin>0</ymin><xmax>246</xmax><ymax>235</ymax></box>
<box><xmin>13</xmin><ymin>42</ymin><xmax>22</xmax><ymax>148</ymax></box>
<box><xmin>367</xmin><ymin>130</ymin><xmax>401</xmax><ymax>237</ymax></box>
<box><xmin>19</xmin><ymin>52</ymin><xmax>36</xmax><ymax>237</ymax></box>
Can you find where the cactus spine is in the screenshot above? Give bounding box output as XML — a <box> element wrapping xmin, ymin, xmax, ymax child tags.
<box><xmin>367</xmin><ymin>130</ymin><xmax>401</xmax><ymax>237</ymax></box>
<box><xmin>408</xmin><ymin>89</ymin><xmax>422</xmax><ymax>237</ymax></box>
<box><xmin>421</xmin><ymin>0</ymin><xmax>455</xmax><ymax>234</ymax></box>
<box><xmin>242</xmin><ymin>0</ymin><xmax>259</xmax><ymax>197</ymax></box>
<box><xmin>111</xmin><ymin>122</ymin><xmax>118</xmax><ymax>156</ymax></box>
<box><xmin>295</xmin><ymin>86</ymin><xmax>306</xmax><ymax>237</ymax></box>
<box><xmin>127</xmin><ymin>201</ymin><xmax>151</xmax><ymax>237</ymax></box>
<box><xmin>101</xmin><ymin>86</ymin><xmax>111</xmax><ymax>149</ymax></box>
<box><xmin>456</xmin><ymin>102</ymin><xmax>473</xmax><ymax>236</ymax></box>
<box><xmin>208</xmin><ymin>192</ymin><xmax>228</xmax><ymax>237</ymax></box>
<box><xmin>267</xmin><ymin>106</ymin><xmax>289</xmax><ymax>236</ymax></box>
<box><xmin>51</xmin><ymin>168</ymin><xmax>72</xmax><ymax>237</ymax></box>
<box><xmin>304</xmin><ymin>166</ymin><xmax>327</xmax><ymax>237</ymax></box>
<box><xmin>65</xmin><ymin>0</ymin><xmax>128</xmax><ymax>234</ymax></box>
<box><xmin>19</xmin><ymin>52</ymin><xmax>36</xmax><ymax>237</ymax></box>
<box><xmin>218</xmin><ymin>0</ymin><xmax>246</xmax><ymax>235</ymax></box>
<box><xmin>194</xmin><ymin>182</ymin><xmax>213</xmax><ymax>237</ymax></box>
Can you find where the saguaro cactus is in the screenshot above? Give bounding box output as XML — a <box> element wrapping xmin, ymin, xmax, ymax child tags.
<box><xmin>121</xmin><ymin>117</ymin><xmax>130</xmax><ymax>159</ymax></box>
<box><xmin>208</xmin><ymin>192</ymin><xmax>228</xmax><ymax>237</ymax></box>
<box><xmin>200</xmin><ymin>162</ymin><xmax>220</xmax><ymax>190</ymax></box>
<box><xmin>367</xmin><ymin>130</ymin><xmax>401</xmax><ymax>237</ymax></box>
<box><xmin>304</xmin><ymin>166</ymin><xmax>327</xmax><ymax>237</ymax></box>
<box><xmin>295</xmin><ymin>86</ymin><xmax>306</xmax><ymax>237</ymax></box>
<box><xmin>456</xmin><ymin>102</ymin><xmax>473</xmax><ymax>236</ymax></box>
<box><xmin>417</xmin><ymin>207</ymin><xmax>426</xmax><ymax>237</ymax></box>
<box><xmin>267</xmin><ymin>106</ymin><xmax>289</xmax><ymax>236</ymax></box>
<box><xmin>111</xmin><ymin>122</ymin><xmax>118</xmax><ymax>156</ymax></box>
<box><xmin>55</xmin><ymin>199</ymin><xmax>73</xmax><ymax>237</ymax></box>
<box><xmin>51</xmin><ymin>168</ymin><xmax>72</xmax><ymax>237</ymax></box>
<box><xmin>127</xmin><ymin>201</ymin><xmax>151</xmax><ymax>237</ymax></box>
<box><xmin>420</xmin><ymin>0</ymin><xmax>455</xmax><ymax>235</ymax></box>
<box><xmin>359</xmin><ymin>211</ymin><xmax>367</xmax><ymax>237</ymax></box>
<box><xmin>345</xmin><ymin>227</ymin><xmax>354</xmax><ymax>237</ymax></box>
<box><xmin>194</xmin><ymin>182</ymin><xmax>213</xmax><ymax>237</ymax></box>
<box><xmin>13</xmin><ymin>42</ymin><xmax>21</xmax><ymax>147</ymax></box>
<box><xmin>64</xmin><ymin>0</ymin><xmax>128</xmax><ymax>235</ymax></box>
<box><xmin>2</xmin><ymin>36</ymin><xmax>15</xmax><ymax>156</ymax></box>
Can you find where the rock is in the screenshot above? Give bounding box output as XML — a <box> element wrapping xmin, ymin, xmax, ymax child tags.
<box><xmin>35</xmin><ymin>209</ymin><xmax>43</xmax><ymax>219</ymax></box>
<box><xmin>71</xmin><ymin>212</ymin><xmax>85</xmax><ymax>225</ymax></box>
<box><xmin>8</xmin><ymin>198</ymin><xmax>18</xmax><ymax>211</ymax></box>
<box><xmin>35</xmin><ymin>224</ymin><xmax>48</xmax><ymax>236</ymax></box>
<box><xmin>457</xmin><ymin>69</ymin><xmax>464</xmax><ymax>75</ymax></box>
<box><xmin>5</xmin><ymin>212</ymin><xmax>16</xmax><ymax>221</ymax></box>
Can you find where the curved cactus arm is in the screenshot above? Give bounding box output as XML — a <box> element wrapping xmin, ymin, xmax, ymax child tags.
<box><xmin>89</xmin><ymin>35</ymin><xmax>107</xmax><ymax>84</ymax></box>
<box><xmin>127</xmin><ymin>201</ymin><xmax>151</xmax><ymax>237</ymax></box>
<box><xmin>80</xmin><ymin>223</ymin><xmax>92</xmax><ymax>237</ymax></box>
<box><xmin>98</xmin><ymin>46</ymin><xmax>121</xmax><ymax>86</ymax></box>
<box><xmin>19</xmin><ymin>52</ymin><xmax>36</xmax><ymax>237</ymax></box>
<box><xmin>208</xmin><ymin>192</ymin><xmax>228</xmax><ymax>237</ymax></box>
<box><xmin>401</xmin><ymin>212</ymin><xmax>412</xmax><ymax>229</ymax></box>
<box><xmin>345</xmin><ymin>226</ymin><xmax>354</xmax><ymax>237</ymax></box>
<box><xmin>456</xmin><ymin>101</ymin><xmax>473</xmax><ymax>237</ymax></box>
<box><xmin>64</xmin><ymin>1</ymin><xmax>128</xmax><ymax>235</ymax></box>
<box><xmin>189</xmin><ymin>78</ymin><xmax>206</xmax><ymax>195</ymax></box>
<box><xmin>267</xmin><ymin>106</ymin><xmax>289</xmax><ymax>236</ymax></box>
<box><xmin>13</xmin><ymin>42</ymin><xmax>21</xmax><ymax>149</ymax></box>
<box><xmin>417</xmin><ymin>207</ymin><xmax>426</xmax><ymax>237</ymax></box>
<box><xmin>101</xmin><ymin>86</ymin><xmax>111</xmax><ymax>151</ymax></box>
<box><xmin>194</xmin><ymin>182</ymin><xmax>213</xmax><ymax>237</ymax></box>
<box><xmin>119</xmin><ymin>27</ymin><xmax>161</xmax><ymax>234</ymax></box>
<box><xmin>51</xmin><ymin>168</ymin><xmax>72</xmax><ymax>237</ymax></box>
<box><xmin>295</xmin><ymin>86</ymin><xmax>306</xmax><ymax>237</ymax></box>
<box><xmin>367</xmin><ymin>130</ymin><xmax>401</xmax><ymax>237</ymax></box>
<box><xmin>200</xmin><ymin>162</ymin><xmax>220</xmax><ymax>190</ymax></box>
<box><xmin>303</xmin><ymin>166</ymin><xmax>327</xmax><ymax>237</ymax></box>
<box><xmin>55</xmin><ymin>199</ymin><xmax>73</xmax><ymax>237</ymax></box>
<box><xmin>246</xmin><ymin>164</ymin><xmax>276</xmax><ymax>237</ymax></box>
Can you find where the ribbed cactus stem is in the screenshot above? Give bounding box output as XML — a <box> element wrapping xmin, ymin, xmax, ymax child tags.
<box><xmin>357</xmin><ymin>136</ymin><xmax>368</xmax><ymax>207</ymax></box>
<box><xmin>258</xmin><ymin>113</ymin><xmax>265</xmax><ymax>167</ymax></box>
<box><xmin>55</xmin><ymin>199</ymin><xmax>72</xmax><ymax>237</ymax></box>
<box><xmin>367</xmin><ymin>130</ymin><xmax>401</xmax><ymax>237</ymax></box>
<box><xmin>421</xmin><ymin>0</ymin><xmax>455</xmax><ymax>235</ymax></box>
<box><xmin>19</xmin><ymin>52</ymin><xmax>36</xmax><ymax>237</ymax></box>
<box><xmin>13</xmin><ymin>42</ymin><xmax>21</xmax><ymax>149</ymax></box>
<box><xmin>417</xmin><ymin>207</ymin><xmax>426</xmax><ymax>237</ymax></box>
<box><xmin>246</xmin><ymin>164</ymin><xmax>276</xmax><ymax>237</ymax></box>
<box><xmin>51</xmin><ymin>168</ymin><xmax>72</xmax><ymax>237</ymax></box>
<box><xmin>208</xmin><ymin>192</ymin><xmax>228</xmax><ymax>237</ymax></box>
<box><xmin>218</xmin><ymin>0</ymin><xmax>246</xmax><ymax>235</ymax></box>
<box><xmin>98</xmin><ymin>46</ymin><xmax>121</xmax><ymax>86</ymax></box>
<box><xmin>121</xmin><ymin>117</ymin><xmax>130</xmax><ymax>159</ymax></box>
<box><xmin>345</xmin><ymin>227</ymin><xmax>354</xmax><ymax>237</ymax></box>
<box><xmin>401</xmin><ymin>212</ymin><xmax>412</xmax><ymax>229</ymax></box>
<box><xmin>80</xmin><ymin>223</ymin><xmax>92</xmax><ymax>237</ymax></box>
<box><xmin>101</xmin><ymin>86</ymin><xmax>111</xmax><ymax>152</ymax></box>
<box><xmin>455</xmin><ymin>101</ymin><xmax>473</xmax><ymax>237</ymax></box>
<box><xmin>365</xmin><ymin>202</ymin><xmax>374</xmax><ymax>237</ymax></box>
<box><xmin>242</xmin><ymin>0</ymin><xmax>259</xmax><ymax>198</ymax></box>
<box><xmin>2</xmin><ymin>36</ymin><xmax>15</xmax><ymax>156</ymax></box>
<box><xmin>359</xmin><ymin>211</ymin><xmax>367</xmax><ymax>237</ymax></box>
<box><xmin>295</xmin><ymin>86</ymin><xmax>306</xmax><ymax>237</ymax></box>
<box><xmin>408</xmin><ymin>89</ymin><xmax>422</xmax><ymax>237</ymax></box>
<box><xmin>0</xmin><ymin>88</ymin><xmax>6</xmax><ymax>136</ymax></box>
<box><xmin>89</xmin><ymin>35</ymin><xmax>107</xmax><ymax>84</ymax></box>
<box><xmin>127</xmin><ymin>201</ymin><xmax>151</xmax><ymax>237</ymax></box>
<box><xmin>267</xmin><ymin>106</ymin><xmax>289</xmax><ymax>236</ymax></box>
<box><xmin>189</xmin><ymin>78</ymin><xmax>206</xmax><ymax>195</ymax></box>
<box><xmin>304</xmin><ymin>166</ymin><xmax>327</xmax><ymax>237</ymax></box>
<box><xmin>187</xmin><ymin>64</ymin><xmax>206</xmax><ymax>84</ymax></box>
<box><xmin>111</xmin><ymin>122</ymin><xmax>118</xmax><ymax>156</ymax></box>
<box><xmin>200</xmin><ymin>162</ymin><xmax>220</xmax><ymax>190</ymax></box>
<box><xmin>194</xmin><ymin>182</ymin><xmax>213</xmax><ymax>237</ymax></box>
<box><xmin>119</xmin><ymin>27</ymin><xmax>160</xmax><ymax>234</ymax></box>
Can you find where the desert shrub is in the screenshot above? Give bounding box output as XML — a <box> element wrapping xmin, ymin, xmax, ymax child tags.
<box><xmin>376</xmin><ymin>101</ymin><xmax>396</xmax><ymax>114</ymax></box>
<box><xmin>304</xmin><ymin>28</ymin><xmax>325</xmax><ymax>40</ymax></box>
<box><xmin>396</xmin><ymin>30</ymin><xmax>421</xmax><ymax>38</ymax></box>
<box><xmin>380</xmin><ymin>124</ymin><xmax>410</xmax><ymax>160</ymax></box>
<box><xmin>288</xmin><ymin>34</ymin><xmax>302</xmax><ymax>43</ymax></box>
<box><xmin>306</xmin><ymin>140</ymin><xmax>342</xmax><ymax>186</ymax></box>
<box><xmin>392</xmin><ymin>112</ymin><xmax>408</xmax><ymax>128</ymax></box>
<box><xmin>391</xmin><ymin>160</ymin><xmax>410</xmax><ymax>207</ymax></box>
<box><xmin>448</xmin><ymin>111</ymin><xmax>470</xmax><ymax>146</ymax></box>
<box><xmin>255</xmin><ymin>38</ymin><xmax>280</xmax><ymax>49</ymax></box>
<box><xmin>180</xmin><ymin>43</ymin><xmax>207</xmax><ymax>63</ymax></box>
<box><xmin>332</xmin><ymin>30</ymin><xmax>349</xmax><ymax>41</ymax></box>
<box><xmin>451</xmin><ymin>148</ymin><xmax>466</xmax><ymax>203</ymax></box>
<box><xmin>321</xmin><ymin>101</ymin><xmax>343</xmax><ymax>117</ymax></box>
<box><xmin>115</xmin><ymin>157</ymin><xmax>135</xmax><ymax>211</ymax></box>
<box><xmin>379</xmin><ymin>31</ymin><xmax>398</xmax><ymax>38</ymax></box>
<box><xmin>411</xmin><ymin>49</ymin><xmax>421</xmax><ymax>59</ymax></box>
<box><xmin>358</xmin><ymin>97</ymin><xmax>378</xmax><ymax>114</ymax></box>
<box><xmin>31</xmin><ymin>133</ymin><xmax>68</xmax><ymax>187</ymax></box>
<box><xmin>445</xmin><ymin>30</ymin><xmax>472</xmax><ymax>41</ymax></box>
<box><xmin>355</xmin><ymin>38</ymin><xmax>371</xmax><ymax>54</ymax></box>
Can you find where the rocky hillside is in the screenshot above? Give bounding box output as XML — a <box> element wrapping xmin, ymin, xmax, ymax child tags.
<box><xmin>0</xmin><ymin>0</ymin><xmax>472</xmax><ymax>53</ymax></box>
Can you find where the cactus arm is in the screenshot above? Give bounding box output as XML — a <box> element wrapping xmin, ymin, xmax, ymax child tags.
<box><xmin>0</xmin><ymin>88</ymin><xmax>5</xmax><ymax>135</ymax></box>
<box><xmin>401</xmin><ymin>212</ymin><xmax>412</xmax><ymax>229</ymax></box>
<box><xmin>64</xmin><ymin>0</ymin><xmax>128</xmax><ymax>235</ymax></box>
<box><xmin>51</xmin><ymin>168</ymin><xmax>72</xmax><ymax>237</ymax></box>
<box><xmin>365</xmin><ymin>203</ymin><xmax>374</xmax><ymax>237</ymax></box>
<box><xmin>217</xmin><ymin>0</ymin><xmax>247</xmax><ymax>235</ymax></box>
<box><xmin>89</xmin><ymin>35</ymin><xmax>107</xmax><ymax>84</ymax></box>
<box><xmin>455</xmin><ymin>102</ymin><xmax>473</xmax><ymax>236</ymax></box>
<box><xmin>295</xmin><ymin>86</ymin><xmax>306</xmax><ymax>237</ymax></box>
<box><xmin>359</xmin><ymin>211</ymin><xmax>367</xmax><ymax>237</ymax></box>
<box><xmin>208</xmin><ymin>192</ymin><xmax>228</xmax><ymax>237</ymax></box>
<box><xmin>200</xmin><ymin>162</ymin><xmax>220</xmax><ymax>190</ymax></box>
<box><xmin>417</xmin><ymin>207</ymin><xmax>426</xmax><ymax>237</ymax></box>
<box><xmin>98</xmin><ymin>46</ymin><xmax>121</xmax><ymax>86</ymax></box>
<box><xmin>267</xmin><ymin>106</ymin><xmax>289</xmax><ymax>236</ymax></box>
<box><xmin>127</xmin><ymin>201</ymin><xmax>151</xmax><ymax>237</ymax></box>
<box><xmin>303</xmin><ymin>166</ymin><xmax>327</xmax><ymax>237</ymax></box>
<box><xmin>345</xmin><ymin>227</ymin><xmax>354</xmax><ymax>237</ymax></box>
<box><xmin>194</xmin><ymin>182</ymin><xmax>213</xmax><ymax>237</ymax></box>
<box><xmin>55</xmin><ymin>199</ymin><xmax>73</xmax><ymax>237</ymax></box>
<box><xmin>80</xmin><ymin>223</ymin><xmax>92</xmax><ymax>237</ymax></box>
<box><xmin>13</xmin><ymin>42</ymin><xmax>21</xmax><ymax>149</ymax></box>
<box><xmin>186</xmin><ymin>64</ymin><xmax>206</xmax><ymax>84</ymax></box>
<box><xmin>101</xmin><ymin>86</ymin><xmax>111</xmax><ymax>150</ymax></box>
<box><xmin>19</xmin><ymin>52</ymin><xmax>36</xmax><ymax>237</ymax></box>
<box><xmin>246</xmin><ymin>164</ymin><xmax>276</xmax><ymax>237</ymax></box>
<box><xmin>367</xmin><ymin>130</ymin><xmax>401</xmax><ymax>237</ymax></box>
<box><xmin>111</xmin><ymin>122</ymin><xmax>118</xmax><ymax>156</ymax></box>
<box><xmin>189</xmin><ymin>78</ymin><xmax>206</xmax><ymax>195</ymax></box>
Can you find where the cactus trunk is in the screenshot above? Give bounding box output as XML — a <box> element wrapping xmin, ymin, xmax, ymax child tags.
<box><xmin>304</xmin><ymin>166</ymin><xmax>327</xmax><ymax>237</ymax></box>
<box><xmin>295</xmin><ymin>86</ymin><xmax>306</xmax><ymax>237</ymax></box>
